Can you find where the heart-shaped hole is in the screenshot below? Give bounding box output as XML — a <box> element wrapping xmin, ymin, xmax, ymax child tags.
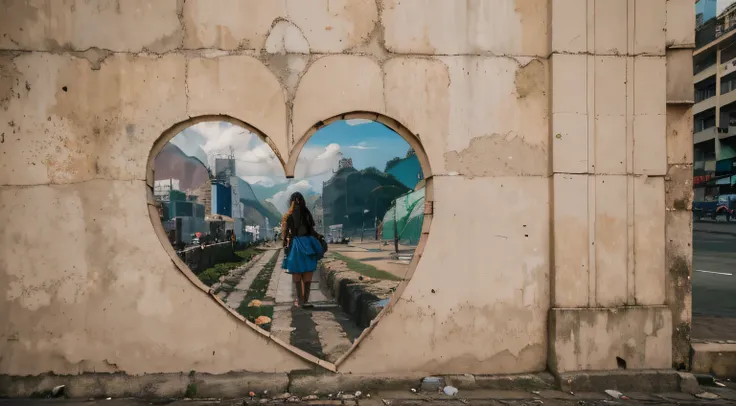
<box><xmin>149</xmin><ymin>116</ymin><xmax>427</xmax><ymax>365</ymax></box>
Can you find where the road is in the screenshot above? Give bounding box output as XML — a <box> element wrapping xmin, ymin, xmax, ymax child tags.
<box><xmin>692</xmin><ymin>221</ymin><xmax>736</xmax><ymax>340</ymax></box>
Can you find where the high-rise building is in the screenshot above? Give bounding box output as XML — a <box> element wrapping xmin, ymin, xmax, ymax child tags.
<box><xmin>697</xmin><ymin>0</ymin><xmax>717</xmax><ymax>28</ymax></box>
<box><xmin>154</xmin><ymin>179</ymin><xmax>180</xmax><ymax>201</ymax></box>
<box><xmin>693</xmin><ymin>3</ymin><xmax>736</xmax><ymax>199</ymax></box>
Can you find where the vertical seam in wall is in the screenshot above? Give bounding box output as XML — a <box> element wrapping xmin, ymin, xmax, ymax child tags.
<box><xmin>184</xmin><ymin>56</ymin><xmax>190</xmax><ymax>117</ymax></box>
<box><xmin>586</xmin><ymin>0</ymin><xmax>597</xmax><ymax>306</ymax></box>
<box><xmin>548</xmin><ymin>0</ymin><xmax>556</xmax><ymax>310</ymax></box>
<box><xmin>626</xmin><ymin>0</ymin><xmax>637</xmax><ymax>304</ymax></box>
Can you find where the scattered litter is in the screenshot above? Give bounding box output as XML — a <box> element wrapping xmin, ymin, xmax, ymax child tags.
<box><xmin>302</xmin><ymin>395</ymin><xmax>318</xmax><ymax>401</ymax></box>
<box><xmin>716</xmin><ymin>381</ymin><xmax>727</xmax><ymax>387</ymax></box>
<box><xmin>273</xmin><ymin>393</ymin><xmax>291</xmax><ymax>400</ymax></box>
<box><xmin>366</xmin><ymin>394</ymin><xmax>371</xmax><ymax>398</ymax></box>
<box><xmin>381</xmin><ymin>399</ymin><xmax>391</xmax><ymax>406</ymax></box>
<box><xmin>355</xmin><ymin>391</ymin><xmax>362</xmax><ymax>398</ymax></box>
<box><xmin>106</xmin><ymin>398</ymin><xmax>112</xmax><ymax>401</ymax></box>
<box><xmin>328</xmin><ymin>393</ymin><xmax>333</xmax><ymax>398</ymax></box>
<box><xmin>696</xmin><ymin>392</ymin><xmax>720</xmax><ymax>400</ymax></box>
<box><xmin>249</xmin><ymin>391</ymin><xmax>256</xmax><ymax>398</ymax></box>
<box><xmin>254</xmin><ymin>315</ymin><xmax>271</xmax><ymax>325</ymax></box>
<box><xmin>443</xmin><ymin>386</ymin><xmax>458</xmax><ymax>396</ymax></box>
<box><xmin>51</xmin><ymin>385</ymin><xmax>65</xmax><ymax>397</ymax></box>
<box><xmin>259</xmin><ymin>399</ymin><xmax>268</xmax><ymax>404</ymax></box>
<box><xmin>531</xmin><ymin>391</ymin><xmax>541</xmax><ymax>395</ymax></box>
<box><xmin>248</xmin><ymin>299</ymin><xmax>262</xmax><ymax>307</ymax></box>
<box><xmin>287</xmin><ymin>395</ymin><xmax>300</xmax><ymax>402</ymax></box>
<box><xmin>411</xmin><ymin>388</ymin><xmax>417</xmax><ymax>393</ymax></box>
<box><xmin>605</xmin><ymin>389</ymin><xmax>628</xmax><ymax>400</ymax></box>
<box><xmin>695</xmin><ymin>374</ymin><xmax>717</xmax><ymax>386</ymax></box>
<box><xmin>569</xmin><ymin>391</ymin><xmax>574</xmax><ymax>396</ymax></box>
<box><xmin>340</xmin><ymin>394</ymin><xmax>355</xmax><ymax>400</ymax></box>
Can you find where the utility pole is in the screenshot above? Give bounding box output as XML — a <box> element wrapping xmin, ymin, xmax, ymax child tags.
<box><xmin>393</xmin><ymin>202</ymin><xmax>399</xmax><ymax>254</ymax></box>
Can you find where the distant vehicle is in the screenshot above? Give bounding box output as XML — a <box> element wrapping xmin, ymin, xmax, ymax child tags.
<box><xmin>191</xmin><ymin>237</ymin><xmax>200</xmax><ymax>245</ymax></box>
<box><xmin>693</xmin><ymin>195</ymin><xmax>735</xmax><ymax>221</ymax></box>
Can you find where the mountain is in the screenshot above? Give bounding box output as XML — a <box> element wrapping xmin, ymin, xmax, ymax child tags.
<box><xmin>154</xmin><ymin>143</ymin><xmax>210</xmax><ymax>191</ymax></box>
<box><xmin>322</xmin><ymin>166</ymin><xmax>410</xmax><ymax>230</ymax></box>
<box><xmin>250</xmin><ymin>182</ymin><xmax>289</xmax><ymax>202</ymax></box>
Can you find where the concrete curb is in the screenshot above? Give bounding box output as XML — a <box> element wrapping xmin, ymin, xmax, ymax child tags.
<box><xmin>692</xmin><ymin>342</ymin><xmax>736</xmax><ymax>379</ymax></box>
<box><xmin>319</xmin><ymin>264</ymin><xmax>386</xmax><ymax>330</ymax></box>
<box><xmin>0</xmin><ymin>370</ymin><xmax>701</xmax><ymax>399</ymax></box>
<box><xmin>288</xmin><ymin>372</ymin><xmax>421</xmax><ymax>396</ymax></box>
<box><xmin>555</xmin><ymin>370</ymin><xmax>684</xmax><ymax>393</ymax></box>
<box><xmin>0</xmin><ymin>372</ymin><xmax>289</xmax><ymax>399</ymax></box>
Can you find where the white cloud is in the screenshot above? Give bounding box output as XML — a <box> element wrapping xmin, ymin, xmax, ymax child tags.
<box><xmin>347</xmin><ymin>141</ymin><xmax>377</xmax><ymax>150</ymax></box>
<box><xmin>294</xmin><ymin>143</ymin><xmax>342</xmax><ymax>179</ymax></box>
<box><xmin>174</xmin><ymin>121</ymin><xmax>286</xmax><ymax>178</ymax></box>
<box><xmin>241</xmin><ymin>176</ymin><xmax>288</xmax><ymax>187</ymax></box>
<box><xmin>345</xmin><ymin>119</ymin><xmax>373</xmax><ymax>126</ymax></box>
<box><xmin>169</xmin><ymin>121</ymin><xmax>346</xmax><ymax>198</ymax></box>
<box><xmin>267</xmin><ymin>180</ymin><xmax>317</xmax><ymax>213</ymax></box>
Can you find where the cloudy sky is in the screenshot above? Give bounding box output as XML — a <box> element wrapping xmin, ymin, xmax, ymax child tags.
<box><xmin>168</xmin><ymin>119</ymin><xmax>411</xmax><ymax>212</ymax></box>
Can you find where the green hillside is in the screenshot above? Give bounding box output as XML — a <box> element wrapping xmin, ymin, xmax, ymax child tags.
<box><xmin>322</xmin><ymin>166</ymin><xmax>410</xmax><ymax>231</ymax></box>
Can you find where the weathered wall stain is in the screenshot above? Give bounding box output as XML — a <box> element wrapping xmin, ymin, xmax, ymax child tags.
<box><xmin>444</xmin><ymin>133</ymin><xmax>548</xmax><ymax>177</ymax></box>
<box><xmin>515</xmin><ymin>59</ymin><xmax>546</xmax><ymax>99</ymax></box>
<box><xmin>0</xmin><ymin>55</ymin><xmax>19</xmax><ymax>112</ymax></box>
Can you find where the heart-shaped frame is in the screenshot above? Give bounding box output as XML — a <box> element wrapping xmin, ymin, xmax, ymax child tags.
<box><xmin>145</xmin><ymin>111</ymin><xmax>433</xmax><ymax>371</ymax></box>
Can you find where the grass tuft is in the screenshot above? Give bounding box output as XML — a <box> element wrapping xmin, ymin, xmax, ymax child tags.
<box><xmin>330</xmin><ymin>252</ymin><xmax>401</xmax><ymax>281</ymax></box>
<box><xmin>236</xmin><ymin>249</ymin><xmax>280</xmax><ymax>330</ymax></box>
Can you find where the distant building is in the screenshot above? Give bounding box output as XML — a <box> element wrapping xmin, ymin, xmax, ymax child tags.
<box><xmin>312</xmin><ymin>196</ymin><xmax>324</xmax><ymax>235</ymax></box>
<box><xmin>693</xmin><ymin>2</ymin><xmax>736</xmax><ymax>199</ymax></box>
<box><xmin>154</xmin><ymin>179</ymin><xmax>180</xmax><ymax>201</ymax></box>
<box><xmin>190</xmin><ymin>180</ymin><xmax>212</xmax><ymax>216</ymax></box>
<box><xmin>338</xmin><ymin>157</ymin><xmax>353</xmax><ymax>169</ymax></box>
<box><xmin>214</xmin><ymin>158</ymin><xmax>236</xmax><ymax>181</ymax></box>
<box><xmin>697</xmin><ymin>0</ymin><xmax>717</xmax><ymax>28</ymax></box>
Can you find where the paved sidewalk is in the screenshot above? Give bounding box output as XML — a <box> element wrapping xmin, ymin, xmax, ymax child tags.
<box><xmin>6</xmin><ymin>386</ymin><xmax>736</xmax><ymax>405</ymax></box>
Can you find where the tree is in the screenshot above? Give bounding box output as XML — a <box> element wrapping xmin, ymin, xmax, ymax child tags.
<box><xmin>384</xmin><ymin>157</ymin><xmax>402</xmax><ymax>172</ymax></box>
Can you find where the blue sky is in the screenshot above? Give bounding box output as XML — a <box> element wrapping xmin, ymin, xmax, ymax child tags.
<box><xmin>166</xmin><ymin>119</ymin><xmax>411</xmax><ymax>212</ymax></box>
<box><xmin>306</xmin><ymin>119</ymin><xmax>411</xmax><ymax>171</ymax></box>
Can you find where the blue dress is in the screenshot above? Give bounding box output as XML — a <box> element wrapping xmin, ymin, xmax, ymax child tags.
<box><xmin>282</xmin><ymin>235</ymin><xmax>324</xmax><ymax>274</ymax></box>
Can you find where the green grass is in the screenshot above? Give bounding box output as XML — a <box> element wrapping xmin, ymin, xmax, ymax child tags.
<box><xmin>236</xmin><ymin>249</ymin><xmax>280</xmax><ymax>330</ymax></box>
<box><xmin>198</xmin><ymin>247</ymin><xmax>264</xmax><ymax>287</ymax></box>
<box><xmin>330</xmin><ymin>252</ymin><xmax>402</xmax><ymax>281</ymax></box>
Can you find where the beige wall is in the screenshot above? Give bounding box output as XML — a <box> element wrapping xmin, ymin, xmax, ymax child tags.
<box><xmin>0</xmin><ymin>0</ymin><xmax>693</xmax><ymax>376</ymax></box>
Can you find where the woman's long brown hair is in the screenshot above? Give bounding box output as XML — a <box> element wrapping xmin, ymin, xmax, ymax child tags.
<box><xmin>281</xmin><ymin>201</ymin><xmax>295</xmax><ymax>243</ymax></box>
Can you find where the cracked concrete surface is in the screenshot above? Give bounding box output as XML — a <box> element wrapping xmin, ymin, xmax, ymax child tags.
<box><xmin>0</xmin><ymin>0</ymin><xmax>695</xmax><ymax>389</ymax></box>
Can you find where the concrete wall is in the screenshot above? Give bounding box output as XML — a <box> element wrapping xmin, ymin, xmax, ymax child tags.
<box><xmin>0</xmin><ymin>0</ymin><xmax>692</xmax><ymax>378</ymax></box>
<box><xmin>182</xmin><ymin>242</ymin><xmax>237</xmax><ymax>275</ymax></box>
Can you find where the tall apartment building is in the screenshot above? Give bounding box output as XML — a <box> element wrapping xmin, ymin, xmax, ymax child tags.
<box><xmin>693</xmin><ymin>3</ymin><xmax>736</xmax><ymax>200</ymax></box>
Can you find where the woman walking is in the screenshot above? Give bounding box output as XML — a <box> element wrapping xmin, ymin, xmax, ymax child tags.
<box><xmin>281</xmin><ymin>192</ymin><xmax>325</xmax><ymax>308</ymax></box>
